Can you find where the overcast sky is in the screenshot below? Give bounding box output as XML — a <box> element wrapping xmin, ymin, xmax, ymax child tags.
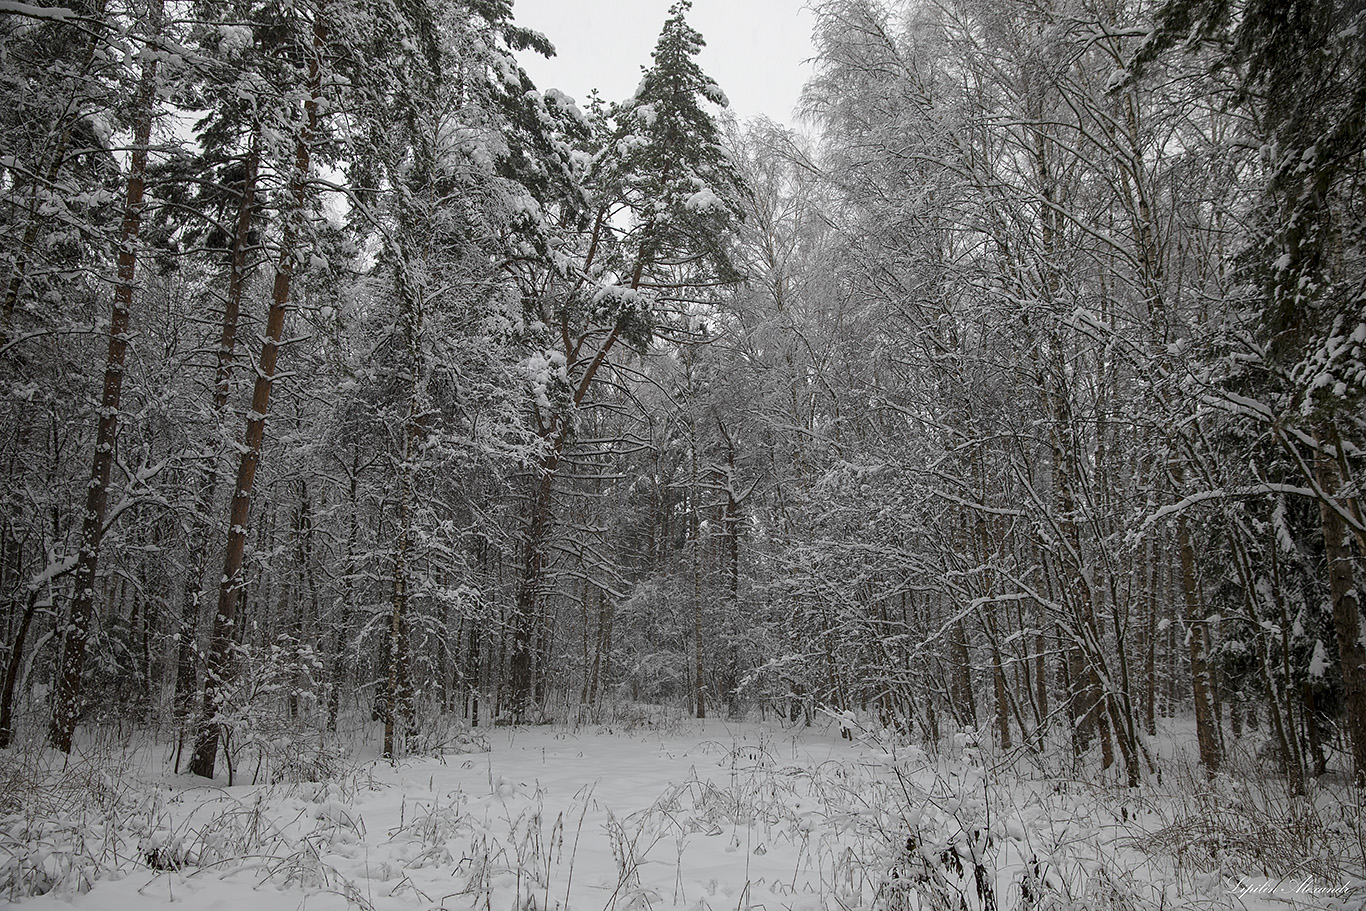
<box><xmin>510</xmin><ymin>0</ymin><xmax>817</xmax><ymax>126</ymax></box>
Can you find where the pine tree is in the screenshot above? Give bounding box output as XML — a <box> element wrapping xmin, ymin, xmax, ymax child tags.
<box><xmin>0</xmin><ymin>0</ymin><xmax>125</xmax><ymax>749</ymax></box>
<box><xmin>0</xmin><ymin>0</ymin><xmax>121</xmax><ymax>349</ymax></box>
<box><xmin>49</xmin><ymin>0</ymin><xmax>168</xmax><ymax>753</ymax></box>
<box><xmin>147</xmin><ymin>3</ymin><xmax>273</xmax><ymax>767</ymax></box>
<box><xmin>189</xmin><ymin>0</ymin><xmax>332</xmax><ymax>778</ymax></box>
<box><xmin>507</xmin><ymin>0</ymin><xmax>745</xmax><ymax>720</ymax></box>
<box><xmin>336</xmin><ymin>0</ymin><xmax>583</xmax><ymax>755</ymax></box>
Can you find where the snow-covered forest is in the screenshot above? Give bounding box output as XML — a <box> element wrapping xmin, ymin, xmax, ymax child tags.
<box><xmin>2</xmin><ymin>0</ymin><xmax>1365</xmax><ymax>907</ymax></box>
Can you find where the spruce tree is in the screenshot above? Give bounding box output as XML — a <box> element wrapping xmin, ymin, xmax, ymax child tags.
<box><xmin>1140</xmin><ymin>0</ymin><xmax>1366</xmax><ymax>783</ymax></box>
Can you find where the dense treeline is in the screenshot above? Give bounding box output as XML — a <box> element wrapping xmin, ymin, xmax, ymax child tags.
<box><xmin>1</xmin><ymin>0</ymin><xmax>1363</xmax><ymax>791</ymax></box>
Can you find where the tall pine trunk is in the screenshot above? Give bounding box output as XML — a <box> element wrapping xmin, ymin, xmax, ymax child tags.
<box><xmin>690</xmin><ymin>426</ymin><xmax>704</xmax><ymax>719</ymax></box>
<box><xmin>49</xmin><ymin>2</ymin><xmax>163</xmax><ymax>751</ymax></box>
<box><xmin>189</xmin><ymin>4</ymin><xmax>326</xmax><ymax>779</ymax></box>
<box><xmin>173</xmin><ymin>127</ymin><xmax>259</xmax><ymax>771</ymax></box>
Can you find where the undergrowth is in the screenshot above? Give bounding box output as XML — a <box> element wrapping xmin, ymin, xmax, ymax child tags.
<box><xmin>0</xmin><ymin>717</ymin><xmax>487</xmax><ymax>904</ymax></box>
<box><xmin>0</xmin><ymin>716</ymin><xmax>1360</xmax><ymax>910</ymax></box>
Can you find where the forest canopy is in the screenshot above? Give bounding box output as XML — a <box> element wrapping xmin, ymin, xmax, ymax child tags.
<box><xmin>1</xmin><ymin>0</ymin><xmax>1364</xmax><ymax>801</ymax></box>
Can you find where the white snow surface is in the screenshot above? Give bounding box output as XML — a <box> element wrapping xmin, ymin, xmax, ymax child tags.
<box><xmin>5</xmin><ymin>718</ymin><xmax>1363</xmax><ymax>910</ymax></box>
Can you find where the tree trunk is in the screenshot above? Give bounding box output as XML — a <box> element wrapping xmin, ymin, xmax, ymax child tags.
<box><xmin>1314</xmin><ymin>426</ymin><xmax>1366</xmax><ymax>785</ymax></box>
<box><xmin>588</xmin><ymin>591</ymin><xmax>609</xmax><ymax>708</ymax></box>
<box><xmin>1143</xmin><ymin>534</ymin><xmax>1158</xmax><ymax>736</ymax></box>
<box><xmin>1178</xmin><ymin>514</ymin><xmax>1221</xmax><ymax>775</ymax></box>
<box><xmin>955</xmin><ymin>620</ymin><xmax>977</xmax><ymax>727</ymax></box>
<box><xmin>49</xmin><ymin>2</ymin><xmax>163</xmax><ymax>751</ymax></box>
<box><xmin>173</xmin><ymin>127</ymin><xmax>259</xmax><ymax>771</ymax></box>
<box><xmin>511</xmin><ymin>466</ymin><xmax>554</xmax><ymax>720</ymax></box>
<box><xmin>990</xmin><ymin>631</ymin><xmax>1010</xmax><ymax>750</ymax></box>
<box><xmin>328</xmin><ymin>444</ymin><xmax>359</xmax><ymax>732</ymax></box>
<box><xmin>294</xmin><ymin>482</ymin><xmax>322</xmax><ymax>721</ymax></box>
<box><xmin>510</xmin><ymin>282</ymin><xmax>629</xmax><ymax>720</ymax></box>
<box><xmin>468</xmin><ymin>618</ymin><xmax>481</xmax><ymax>727</ymax></box>
<box><xmin>189</xmin><ymin>4</ymin><xmax>326</xmax><ymax>778</ymax></box>
<box><xmin>691</xmin><ymin>434</ymin><xmax>705</xmax><ymax>719</ymax></box>
<box><xmin>716</xmin><ymin>415</ymin><xmax>741</xmax><ymax>602</ymax></box>
<box><xmin>0</xmin><ymin>588</ymin><xmax>40</xmax><ymax>747</ymax></box>
<box><xmin>578</xmin><ymin>578</ymin><xmax>591</xmax><ymax>707</ymax></box>
<box><xmin>385</xmin><ymin>394</ymin><xmax>418</xmax><ymax>759</ymax></box>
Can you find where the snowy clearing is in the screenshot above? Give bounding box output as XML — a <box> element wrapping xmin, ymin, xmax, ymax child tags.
<box><xmin>3</xmin><ymin>716</ymin><xmax>1363</xmax><ymax>911</ymax></box>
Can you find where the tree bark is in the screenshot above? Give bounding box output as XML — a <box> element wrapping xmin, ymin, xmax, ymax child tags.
<box><xmin>49</xmin><ymin>1</ymin><xmax>163</xmax><ymax>751</ymax></box>
<box><xmin>328</xmin><ymin>444</ymin><xmax>360</xmax><ymax>732</ymax></box>
<box><xmin>511</xmin><ymin>467</ymin><xmax>554</xmax><ymax>720</ymax></box>
<box><xmin>385</xmin><ymin>345</ymin><xmax>420</xmax><ymax>759</ymax></box>
<box><xmin>691</xmin><ymin>425</ymin><xmax>705</xmax><ymax>719</ymax></box>
<box><xmin>1178</xmin><ymin>513</ymin><xmax>1221</xmax><ymax>775</ymax></box>
<box><xmin>1314</xmin><ymin>426</ymin><xmax>1366</xmax><ymax>785</ymax></box>
<box><xmin>0</xmin><ymin>588</ymin><xmax>40</xmax><ymax>747</ymax></box>
<box><xmin>189</xmin><ymin>4</ymin><xmax>326</xmax><ymax>778</ymax></box>
<box><xmin>173</xmin><ymin>127</ymin><xmax>259</xmax><ymax>771</ymax></box>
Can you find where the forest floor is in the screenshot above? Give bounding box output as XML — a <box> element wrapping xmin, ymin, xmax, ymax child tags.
<box><xmin>1</xmin><ymin>710</ymin><xmax>1363</xmax><ymax>910</ymax></box>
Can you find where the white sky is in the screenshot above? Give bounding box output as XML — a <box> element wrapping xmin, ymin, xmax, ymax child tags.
<box><xmin>510</xmin><ymin>0</ymin><xmax>817</xmax><ymax>126</ymax></box>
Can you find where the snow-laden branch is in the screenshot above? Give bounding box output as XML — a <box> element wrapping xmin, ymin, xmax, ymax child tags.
<box><xmin>0</xmin><ymin>2</ymin><xmax>78</xmax><ymax>20</ymax></box>
<box><xmin>1129</xmin><ymin>482</ymin><xmax>1349</xmax><ymax>540</ymax></box>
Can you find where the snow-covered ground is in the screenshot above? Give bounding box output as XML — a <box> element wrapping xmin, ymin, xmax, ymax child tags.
<box><xmin>2</xmin><ymin>715</ymin><xmax>1362</xmax><ymax>910</ymax></box>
